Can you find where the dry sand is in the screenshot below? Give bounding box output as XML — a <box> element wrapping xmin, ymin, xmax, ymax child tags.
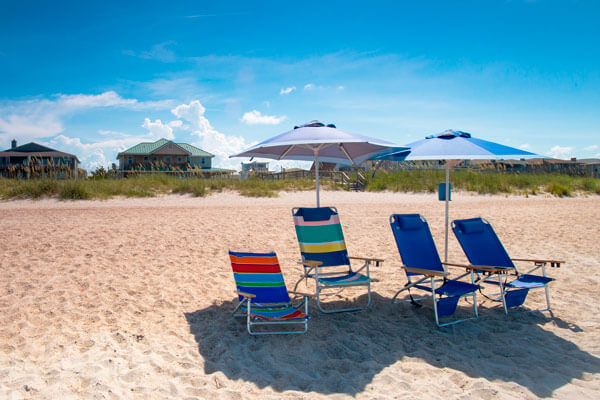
<box><xmin>0</xmin><ymin>190</ymin><xmax>599</xmax><ymax>399</ymax></box>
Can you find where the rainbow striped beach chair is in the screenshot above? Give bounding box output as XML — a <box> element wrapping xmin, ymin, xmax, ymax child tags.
<box><xmin>292</xmin><ymin>207</ymin><xmax>383</xmax><ymax>313</ymax></box>
<box><xmin>229</xmin><ymin>250</ymin><xmax>311</xmax><ymax>335</ymax></box>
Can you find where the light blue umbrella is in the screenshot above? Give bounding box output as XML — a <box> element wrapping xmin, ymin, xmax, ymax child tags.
<box><xmin>231</xmin><ymin>121</ymin><xmax>409</xmax><ymax>207</ymax></box>
<box><xmin>375</xmin><ymin>129</ymin><xmax>543</xmax><ymax>261</ymax></box>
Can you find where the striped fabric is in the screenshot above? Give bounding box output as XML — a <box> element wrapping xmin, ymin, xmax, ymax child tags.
<box><xmin>293</xmin><ymin>207</ymin><xmax>350</xmax><ymax>267</ymax></box>
<box><xmin>229</xmin><ymin>251</ymin><xmax>307</xmax><ymax>320</ymax></box>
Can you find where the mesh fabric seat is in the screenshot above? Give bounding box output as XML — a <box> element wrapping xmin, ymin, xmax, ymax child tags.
<box><xmin>389</xmin><ymin>214</ymin><xmax>480</xmax><ymax>326</ymax></box>
<box><xmin>229</xmin><ymin>251</ymin><xmax>309</xmax><ymax>334</ymax></box>
<box><xmin>293</xmin><ymin>207</ymin><xmax>382</xmax><ymax>313</ymax></box>
<box><xmin>452</xmin><ymin>218</ymin><xmax>563</xmax><ymax>314</ymax></box>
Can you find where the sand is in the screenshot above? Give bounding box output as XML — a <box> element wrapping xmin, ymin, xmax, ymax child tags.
<box><xmin>0</xmin><ymin>190</ymin><xmax>599</xmax><ymax>399</ymax></box>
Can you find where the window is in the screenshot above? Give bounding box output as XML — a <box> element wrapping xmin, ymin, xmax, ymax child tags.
<box><xmin>128</xmin><ymin>157</ymin><xmax>133</xmax><ymax>164</ymax></box>
<box><xmin>177</xmin><ymin>157</ymin><xmax>182</xmax><ymax>162</ymax></box>
<box><xmin>201</xmin><ymin>158</ymin><xmax>206</xmax><ymax>164</ymax></box>
<box><xmin>153</xmin><ymin>157</ymin><xmax>157</xmax><ymax>162</ymax></box>
<box><xmin>144</xmin><ymin>157</ymin><xmax>148</xmax><ymax>161</ymax></box>
<box><xmin>164</xmin><ymin>157</ymin><xmax>171</xmax><ymax>162</ymax></box>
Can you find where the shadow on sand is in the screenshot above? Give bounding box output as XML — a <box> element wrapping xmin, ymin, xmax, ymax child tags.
<box><xmin>185</xmin><ymin>293</ymin><xmax>600</xmax><ymax>397</ymax></box>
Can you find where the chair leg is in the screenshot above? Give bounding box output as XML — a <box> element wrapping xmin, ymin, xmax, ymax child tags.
<box><xmin>431</xmin><ymin>278</ymin><xmax>440</xmax><ymax>327</ymax></box>
<box><xmin>498</xmin><ymin>273</ymin><xmax>509</xmax><ymax>316</ymax></box>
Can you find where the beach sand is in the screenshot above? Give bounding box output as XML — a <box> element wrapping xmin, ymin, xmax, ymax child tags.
<box><xmin>1</xmin><ymin>191</ymin><xmax>599</xmax><ymax>399</ymax></box>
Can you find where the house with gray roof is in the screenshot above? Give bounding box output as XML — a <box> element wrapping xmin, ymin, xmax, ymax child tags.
<box><xmin>0</xmin><ymin>139</ymin><xmax>80</xmax><ymax>178</ymax></box>
<box><xmin>117</xmin><ymin>138</ymin><xmax>215</xmax><ymax>170</ymax></box>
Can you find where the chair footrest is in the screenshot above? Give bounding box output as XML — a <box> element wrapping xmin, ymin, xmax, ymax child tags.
<box><xmin>317</xmin><ymin>272</ymin><xmax>370</xmax><ymax>286</ymax></box>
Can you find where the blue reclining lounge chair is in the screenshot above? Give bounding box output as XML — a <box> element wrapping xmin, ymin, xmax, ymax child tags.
<box><xmin>389</xmin><ymin>214</ymin><xmax>481</xmax><ymax>326</ymax></box>
<box><xmin>452</xmin><ymin>217</ymin><xmax>564</xmax><ymax>314</ymax></box>
<box><xmin>229</xmin><ymin>250</ymin><xmax>311</xmax><ymax>335</ymax></box>
<box><xmin>293</xmin><ymin>207</ymin><xmax>383</xmax><ymax>313</ymax></box>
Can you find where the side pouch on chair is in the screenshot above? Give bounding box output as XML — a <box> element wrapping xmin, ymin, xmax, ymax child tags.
<box><xmin>504</xmin><ymin>288</ymin><xmax>529</xmax><ymax>308</ymax></box>
<box><xmin>436</xmin><ymin>296</ymin><xmax>460</xmax><ymax>317</ymax></box>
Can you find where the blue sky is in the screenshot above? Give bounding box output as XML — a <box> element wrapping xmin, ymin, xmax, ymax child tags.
<box><xmin>1</xmin><ymin>0</ymin><xmax>599</xmax><ymax>171</ymax></box>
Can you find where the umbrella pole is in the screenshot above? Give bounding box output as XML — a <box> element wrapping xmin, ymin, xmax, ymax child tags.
<box><xmin>315</xmin><ymin>150</ymin><xmax>320</xmax><ymax>207</ymax></box>
<box><xmin>444</xmin><ymin>161</ymin><xmax>450</xmax><ymax>263</ymax></box>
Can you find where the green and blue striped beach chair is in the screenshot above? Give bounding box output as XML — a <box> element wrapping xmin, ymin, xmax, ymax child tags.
<box><xmin>389</xmin><ymin>214</ymin><xmax>481</xmax><ymax>326</ymax></box>
<box><xmin>292</xmin><ymin>207</ymin><xmax>383</xmax><ymax>313</ymax></box>
<box><xmin>229</xmin><ymin>250</ymin><xmax>311</xmax><ymax>335</ymax></box>
<box><xmin>452</xmin><ymin>217</ymin><xmax>564</xmax><ymax>315</ymax></box>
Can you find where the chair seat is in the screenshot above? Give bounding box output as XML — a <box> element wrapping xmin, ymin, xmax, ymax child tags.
<box><xmin>414</xmin><ymin>280</ymin><xmax>480</xmax><ymax>297</ymax></box>
<box><xmin>317</xmin><ymin>272</ymin><xmax>370</xmax><ymax>286</ymax></box>
<box><xmin>241</xmin><ymin>303</ymin><xmax>309</xmax><ymax>321</ymax></box>
<box><xmin>507</xmin><ymin>274</ymin><xmax>554</xmax><ymax>289</ymax></box>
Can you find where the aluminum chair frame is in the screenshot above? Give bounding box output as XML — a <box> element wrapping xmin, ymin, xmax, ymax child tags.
<box><xmin>452</xmin><ymin>218</ymin><xmax>564</xmax><ymax>315</ymax></box>
<box><xmin>292</xmin><ymin>206</ymin><xmax>383</xmax><ymax>313</ymax></box>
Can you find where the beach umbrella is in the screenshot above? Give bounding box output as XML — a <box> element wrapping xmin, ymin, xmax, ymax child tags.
<box><xmin>374</xmin><ymin>129</ymin><xmax>543</xmax><ymax>262</ymax></box>
<box><xmin>231</xmin><ymin>121</ymin><xmax>409</xmax><ymax>207</ymax></box>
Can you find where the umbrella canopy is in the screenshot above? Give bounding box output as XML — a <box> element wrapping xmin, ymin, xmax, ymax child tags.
<box><xmin>376</xmin><ymin>130</ymin><xmax>539</xmax><ymax>161</ymax></box>
<box><xmin>375</xmin><ymin>129</ymin><xmax>543</xmax><ymax>262</ymax></box>
<box><xmin>231</xmin><ymin>121</ymin><xmax>409</xmax><ymax>206</ymax></box>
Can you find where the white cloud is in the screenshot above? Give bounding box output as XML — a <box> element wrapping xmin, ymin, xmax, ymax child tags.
<box><xmin>584</xmin><ymin>144</ymin><xmax>598</xmax><ymax>152</ymax></box>
<box><xmin>240</xmin><ymin>110</ymin><xmax>286</xmax><ymax>125</ymax></box>
<box><xmin>304</xmin><ymin>83</ymin><xmax>315</xmax><ymax>90</ymax></box>
<box><xmin>280</xmin><ymin>86</ymin><xmax>296</xmax><ymax>95</ymax></box>
<box><xmin>0</xmin><ymin>113</ymin><xmax>63</xmax><ymax>138</ymax></box>
<box><xmin>0</xmin><ymin>91</ymin><xmax>172</xmax><ymax>144</ymax></box>
<box><xmin>141</xmin><ymin>118</ymin><xmax>176</xmax><ymax>140</ymax></box>
<box><xmin>518</xmin><ymin>143</ymin><xmax>531</xmax><ymax>150</ymax></box>
<box><xmin>171</xmin><ymin>100</ymin><xmax>255</xmax><ymax>169</ymax></box>
<box><xmin>548</xmin><ymin>145</ymin><xmax>574</xmax><ymax>160</ymax></box>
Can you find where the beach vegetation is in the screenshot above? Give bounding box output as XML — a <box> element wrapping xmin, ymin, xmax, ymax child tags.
<box><xmin>0</xmin><ymin>171</ymin><xmax>598</xmax><ymax>200</ymax></box>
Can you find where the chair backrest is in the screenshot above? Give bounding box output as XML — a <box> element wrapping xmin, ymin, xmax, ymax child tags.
<box><xmin>292</xmin><ymin>207</ymin><xmax>350</xmax><ymax>267</ymax></box>
<box><xmin>389</xmin><ymin>214</ymin><xmax>446</xmax><ymax>277</ymax></box>
<box><xmin>452</xmin><ymin>218</ymin><xmax>516</xmax><ymax>270</ymax></box>
<box><xmin>229</xmin><ymin>251</ymin><xmax>290</xmax><ymax>303</ymax></box>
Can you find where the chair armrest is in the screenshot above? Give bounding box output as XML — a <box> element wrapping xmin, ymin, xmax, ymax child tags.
<box><xmin>298</xmin><ymin>260</ymin><xmax>323</xmax><ymax>267</ymax></box>
<box><xmin>444</xmin><ymin>262</ymin><xmax>510</xmax><ymax>273</ymax></box>
<box><xmin>402</xmin><ymin>266</ymin><xmax>449</xmax><ymax>277</ymax></box>
<box><xmin>349</xmin><ymin>256</ymin><xmax>384</xmax><ymax>266</ymax></box>
<box><xmin>511</xmin><ymin>258</ymin><xmax>565</xmax><ymax>265</ymax></box>
<box><xmin>235</xmin><ymin>290</ymin><xmax>256</xmax><ymax>299</ymax></box>
<box><xmin>287</xmin><ymin>290</ymin><xmax>314</xmax><ymax>298</ymax></box>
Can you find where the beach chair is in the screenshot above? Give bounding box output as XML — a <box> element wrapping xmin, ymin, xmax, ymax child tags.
<box><xmin>229</xmin><ymin>250</ymin><xmax>311</xmax><ymax>335</ymax></box>
<box><xmin>389</xmin><ymin>214</ymin><xmax>481</xmax><ymax>326</ymax></box>
<box><xmin>452</xmin><ymin>217</ymin><xmax>564</xmax><ymax>314</ymax></box>
<box><xmin>292</xmin><ymin>207</ymin><xmax>383</xmax><ymax>313</ymax></box>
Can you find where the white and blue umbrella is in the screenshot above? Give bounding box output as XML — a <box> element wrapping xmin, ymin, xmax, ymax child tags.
<box><xmin>231</xmin><ymin>121</ymin><xmax>409</xmax><ymax>207</ymax></box>
<box><xmin>375</xmin><ymin>129</ymin><xmax>543</xmax><ymax>261</ymax></box>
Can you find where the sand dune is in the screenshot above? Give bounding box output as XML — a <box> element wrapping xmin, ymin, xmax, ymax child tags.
<box><xmin>1</xmin><ymin>191</ymin><xmax>599</xmax><ymax>399</ymax></box>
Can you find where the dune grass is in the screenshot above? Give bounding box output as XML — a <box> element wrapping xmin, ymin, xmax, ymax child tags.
<box><xmin>0</xmin><ymin>171</ymin><xmax>598</xmax><ymax>200</ymax></box>
<box><xmin>365</xmin><ymin>170</ymin><xmax>600</xmax><ymax>196</ymax></box>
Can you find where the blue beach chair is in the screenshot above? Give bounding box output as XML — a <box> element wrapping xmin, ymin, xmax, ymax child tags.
<box><xmin>389</xmin><ymin>214</ymin><xmax>481</xmax><ymax>326</ymax></box>
<box><xmin>452</xmin><ymin>218</ymin><xmax>564</xmax><ymax>314</ymax></box>
<box><xmin>292</xmin><ymin>207</ymin><xmax>383</xmax><ymax>313</ymax></box>
<box><xmin>229</xmin><ymin>250</ymin><xmax>311</xmax><ymax>335</ymax></box>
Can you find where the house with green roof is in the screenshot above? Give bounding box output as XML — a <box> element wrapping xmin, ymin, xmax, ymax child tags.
<box><xmin>117</xmin><ymin>138</ymin><xmax>215</xmax><ymax>170</ymax></box>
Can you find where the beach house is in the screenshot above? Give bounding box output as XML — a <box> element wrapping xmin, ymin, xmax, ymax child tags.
<box><xmin>0</xmin><ymin>139</ymin><xmax>80</xmax><ymax>178</ymax></box>
<box><xmin>117</xmin><ymin>138</ymin><xmax>214</xmax><ymax>170</ymax></box>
